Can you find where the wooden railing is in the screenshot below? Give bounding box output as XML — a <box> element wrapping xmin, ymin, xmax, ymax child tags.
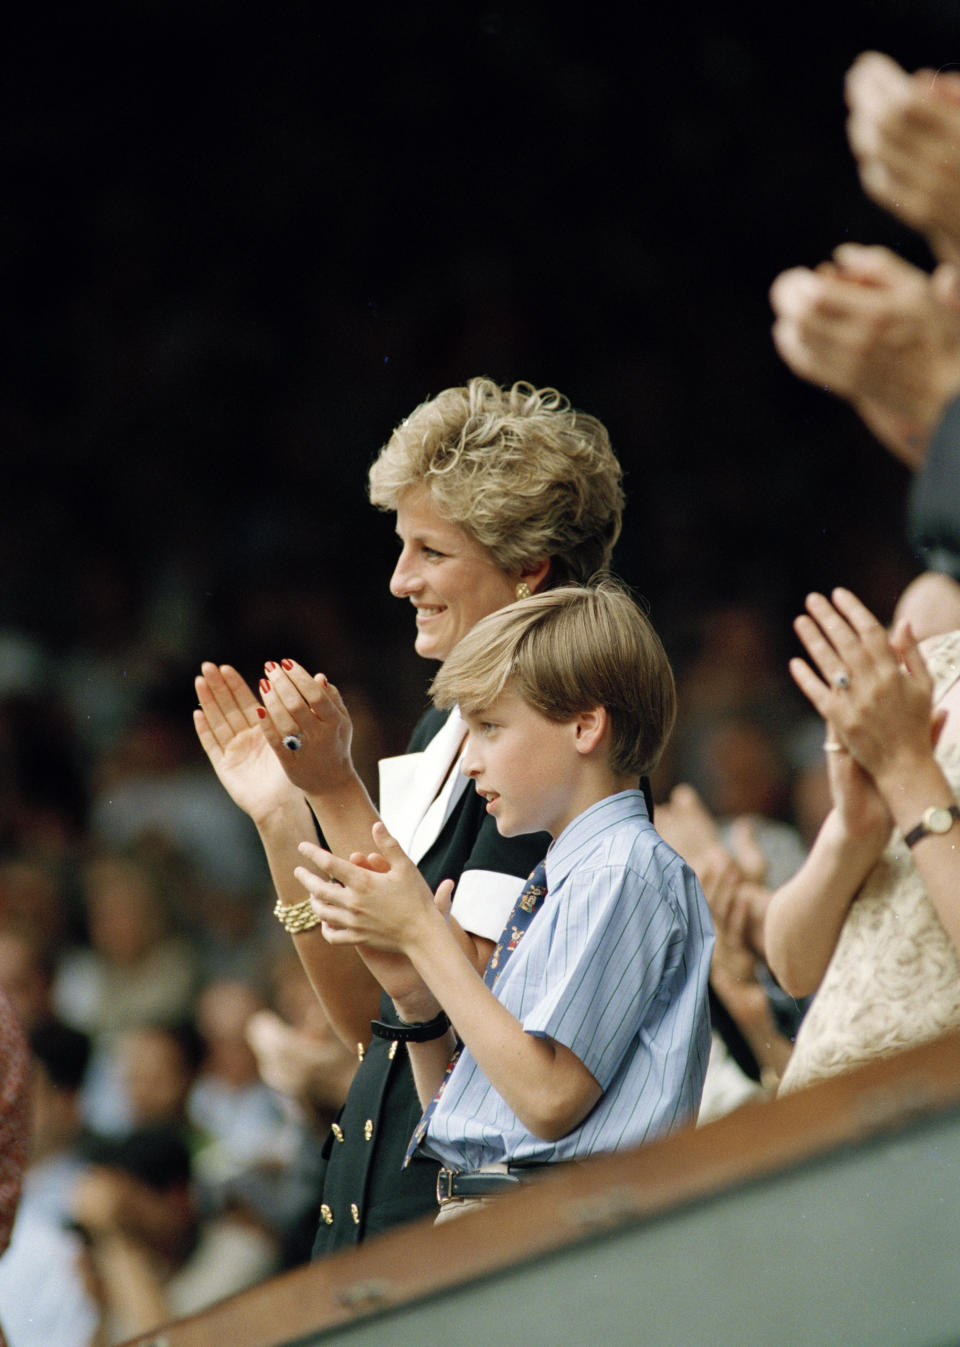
<box><xmin>123</xmin><ymin>1028</ymin><xmax>960</xmax><ymax>1347</ymax></box>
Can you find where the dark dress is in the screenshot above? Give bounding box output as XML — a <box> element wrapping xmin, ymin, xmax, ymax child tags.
<box><xmin>311</xmin><ymin>707</ymin><xmax>549</xmax><ymax>1255</ymax></box>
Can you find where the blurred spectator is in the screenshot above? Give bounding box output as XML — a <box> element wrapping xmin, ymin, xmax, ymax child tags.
<box><xmin>691</xmin><ymin>714</ymin><xmax>796</xmax><ymax>824</ymax></box>
<box><xmin>656</xmin><ymin>783</ymin><xmax>807</xmax><ymax>1111</ymax></box>
<box><xmin>247</xmin><ymin>949</ymin><xmax>357</xmax><ymax>1135</ymax></box>
<box><xmin>69</xmin><ymin>1124</ymin><xmax>280</xmax><ymax>1344</ymax></box>
<box><xmin>119</xmin><ymin>1021</ymin><xmax>205</xmax><ymax>1140</ymax></box>
<box><xmin>23</xmin><ymin>1020</ymin><xmax>94</xmax><ymax>1222</ymax></box>
<box><xmin>54</xmin><ymin>853</ymin><xmax>199</xmax><ymax>1040</ymax></box>
<box><xmin>663</xmin><ymin>600</ymin><xmax>808</xmax><ymax>842</ymax></box>
<box><xmin>88</xmin><ymin>679</ymin><xmax>267</xmax><ymax>901</ymax></box>
<box><xmin>189</xmin><ymin>977</ymin><xmax>332</xmax><ymax>1268</ymax></box>
<box><xmin>786</xmin><ymin>715</ymin><xmax>835</xmax><ymax>849</ymax></box>
<box><xmin>53</xmin><ymin>851</ymin><xmax>199</xmax><ymax>1137</ymax></box>
<box><xmin>0</xmin><ymin>921</ymin><xmax>57</xmax><ymax>1032</ymax></box>
<box><xmin>188</xmin><ymin>980</ymin><xmax>282</xmax><ymax>1183</ymax></box>
<box><xmin>674</xmin><ymin>601</ymin><xmax>790</xmax><ymax>722</ymax></box>
<box><xmin>0</xmin><ymin>858</ymin><xmax>77</xmax><ymax>955</ymax></box>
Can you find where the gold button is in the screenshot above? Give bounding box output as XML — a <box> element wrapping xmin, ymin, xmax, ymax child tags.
<box><xmin>364</xmin><ymin>1119</ymin><xmax>374</xmax><ymax>1141</ymax></box>
<box><xmin>320</xmin><ymin>1204</ymin><xmax>334</xmax><ymax>1225</ymax></box>
<box><xmin>388</xmin><ymin>1040</ymin><xmax>399</xmax><ymax>1060</ymax></box>
<box><xmin>356</xmin><ymin>1042</ymin><xmax>365</xmax><ymax>1063</ymax></box>
<box><xmin>350</xmin><ymin>1203</ymin><xmax>360</xmax><ymax>1225</ymax></box>
<box><xmin>331</xmin><ymin>1123</ymin><xmax>344</xmax><ymax>1143</ymax></box>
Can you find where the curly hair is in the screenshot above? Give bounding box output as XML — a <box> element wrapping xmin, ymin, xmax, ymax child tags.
<box><xmin>368</xmin><ymin>378</ymin><xmax>624</xmax><ymax>586</ymax></box>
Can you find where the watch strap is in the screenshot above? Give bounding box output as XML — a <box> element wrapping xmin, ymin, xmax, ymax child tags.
<box><xmin>370</xmin><ymin>1010</ymin><xmax>451</xmax><ymax>1043</ymax></box>
<box><xmin>904</xmin><ymin>803</ymin><xmax>960</xmax><ymax>848</ymax></box>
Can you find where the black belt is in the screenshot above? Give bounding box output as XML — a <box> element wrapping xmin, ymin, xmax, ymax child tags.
<box><xmin>436</xmin><ymin>1164</ymin><xmax>554</xmax><ymax>1202</ymax></box>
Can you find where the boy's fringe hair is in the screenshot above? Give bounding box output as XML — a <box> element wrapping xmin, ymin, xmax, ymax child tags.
<box><xmin>430</xmin><ymin>580</ymin><xmax>676</xmax><ymax>777</ymax></box>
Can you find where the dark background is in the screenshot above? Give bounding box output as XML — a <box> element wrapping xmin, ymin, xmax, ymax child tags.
<box><xmin>3</xmin><ymin>0</ymin><xmax>959</xmax><ymax>749</ymax></box>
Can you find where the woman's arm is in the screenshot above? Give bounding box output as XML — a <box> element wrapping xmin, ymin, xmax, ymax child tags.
<box><xmin>194</xmin><ymin>662</ymin><xmax>382</xmax><ymax>1050</ymax></box>
<box><xmin>763</xmin><ymin>808</ymin><xmax>886</xmax><ymax>997</ymax></box>
<box><xmin>70</xmin><ymin>1171</ymin><xmax>170</xmax><ymax>1338</ymax></box>
<box><xmin>873</xmin><ymin>743</ymin><xmax>960</xmax><ymax>952</ymax></box>
<box><xmin>861</xmin><ymin>664</ymin><xmax>960</xmax><ymax>956</ymax></box>
<box><xmin>762</xmin><ymin>590</ymin><xmax>902</xmax><ymax>996</ymax></box>
<box><xmin>295</xmin><ymin>828</ymin><xmax>602</xmax><ymax>1140</ymax></box>
<box><xmin>769</xmin><ymin>588</ymin><xmax>960</xmax><ymax>989</ymax></box>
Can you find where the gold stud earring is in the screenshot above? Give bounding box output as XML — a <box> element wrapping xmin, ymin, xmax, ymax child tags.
<box><xmin>515</xmin><ymin>582</ymin><xmax>531</xmax><ymax>600</ymax></box>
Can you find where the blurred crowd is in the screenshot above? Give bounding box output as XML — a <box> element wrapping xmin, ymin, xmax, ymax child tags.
<box><xmin>1</xmin><ymin>21</ymin><xmax>960</xmax><ymax>1345</ymax></box>
<box><xmin>0</xmin><ymin>600</ymin><xmax>390</xmax><ymax>1344</ymax></box>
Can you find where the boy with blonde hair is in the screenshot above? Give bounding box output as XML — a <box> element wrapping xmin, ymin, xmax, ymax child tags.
<box><xmin>294</xmin><ymin>583</ymin><xmax>713</xmax><ymax>1218</ymax></box>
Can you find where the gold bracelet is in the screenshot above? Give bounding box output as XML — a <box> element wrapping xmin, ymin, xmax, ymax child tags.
<box><xmin>273</xmin><ymin>895</ymin><xmax>323</xmax><ymax>934</ymax></box>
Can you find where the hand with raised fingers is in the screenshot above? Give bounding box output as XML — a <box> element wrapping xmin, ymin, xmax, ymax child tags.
<box><xmin>846</xmin><ymin>51</ymin><xmax>960</xmax><ymax>265</ymax></box>
<box><xmin>790</xmin><ymin>588</ymin><xmax>937</xmax><ymax>801</ymax></box>
<box><xmin>334</xmin><ymin>844</ymin><xmax>448</xmax><ymax>1012</ymax></box>
<box><xmin>245</xmin><ymin>1008</ymin><xmax>357</xmax><ymax>1115</ymax></box>
<box><xmin>257</xmin><ymin>659</ymin><xmax>359</xmax><ymax>797</ymax></box>
<box><xmin>194</xmin><ymin>661</ymin><xmax>303</xmax><ymax>824</ymax></box>
<box><xmin>727</xmin><ymin>815</ymin><xmax>769</xmax><ymax>885</ymax></box>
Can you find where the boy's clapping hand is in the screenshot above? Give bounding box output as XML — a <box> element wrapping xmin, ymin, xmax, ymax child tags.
<box><xmin>295</xmin><ymin>825</ymin><xmax>455</xmax><ymax>953</ymax></box>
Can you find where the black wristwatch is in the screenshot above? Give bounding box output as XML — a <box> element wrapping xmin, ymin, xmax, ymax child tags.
<box><xmin>369</xmin><ymin>1010</ymin><xmax>451</xmax><ymax>1042</ymax></box>
<box><xmin>904</xmin><ymin>803</ymin><xmax>960</xmax><ymax>848</ymax></box>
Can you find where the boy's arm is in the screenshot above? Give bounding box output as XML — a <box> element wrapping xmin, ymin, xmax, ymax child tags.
<box><xmin>296</xmin><ymin>828</ymin><xmax>602</xmax><ymax>1140</ymax></box>
<box><xmin>194</xmin><ymin>662</ymin><xmax>383</xmax><ymax>1052</ymax></box>
<box><xmin>401</xmin><ymin>933</ymin><xmax>601</xmax><ymax>1138</ymax></box>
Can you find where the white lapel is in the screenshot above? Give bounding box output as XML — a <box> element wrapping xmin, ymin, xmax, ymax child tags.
<box><xmin>378</xmin><ymin>709</ymin><xmax>470</xmax><ymax>864</ymax></box>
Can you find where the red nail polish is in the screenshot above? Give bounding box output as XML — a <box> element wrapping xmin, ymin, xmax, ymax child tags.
<box><xmin>259</xmin><ymin>678</ymin><xmax>270</xmax><ymax>694</ymax></box>
<box><xmin>281</xmin><ymin>659</ymin><xmax>293</xmax><ymax>671</ymax></box>
<box><xmin>257</xmin><ymin>707</ymin><xmax>266</xmax><ymax>719</ymax></box>
<box><xmin>265</xmin><ymin>661</ymin><xmax>277</xmax><ymax>672</ymax></box>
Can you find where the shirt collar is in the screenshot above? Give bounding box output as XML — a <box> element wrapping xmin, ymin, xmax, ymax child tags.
<box><xmin>543</xmin><ymin>789</ymin><xmax>650</xmax><ymax>891</ymax></box>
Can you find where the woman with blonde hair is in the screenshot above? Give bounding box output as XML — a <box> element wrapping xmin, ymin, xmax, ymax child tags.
<box><xmin>194</xmin><ymin>377</ymin><xmax>626</xmax><ymax>1254</ymax></box>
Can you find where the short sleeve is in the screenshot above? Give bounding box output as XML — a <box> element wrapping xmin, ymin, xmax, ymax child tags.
<box><xmin>521</xmin><ymin>853</ymin><xmax>695</xmax><ymax>1088</ymax></box>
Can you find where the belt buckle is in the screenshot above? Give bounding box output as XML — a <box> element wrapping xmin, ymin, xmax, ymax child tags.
<box><xmin>436</xmin><ymin>1167</ymin><xmax>458</xmax><ymax>1203</ymax></box>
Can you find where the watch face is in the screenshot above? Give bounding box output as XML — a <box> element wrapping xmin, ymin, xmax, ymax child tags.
<box><xmin>926</xmin><ymin>806</ymin><xmax>956</xmax><ymax>834</ymax></box>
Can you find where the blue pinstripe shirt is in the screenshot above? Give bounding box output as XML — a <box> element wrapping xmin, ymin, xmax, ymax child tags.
<box><xmin>419</xmin><ymin>790</ymin><xmax>714</xmax><ymax>1170</ymax></box>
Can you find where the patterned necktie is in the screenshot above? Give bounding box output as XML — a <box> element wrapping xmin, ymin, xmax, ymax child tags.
<box><xmin>404</xmin><ymin>860</ymin><xmax>548</xmax><ymax>1166</ymax></box>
